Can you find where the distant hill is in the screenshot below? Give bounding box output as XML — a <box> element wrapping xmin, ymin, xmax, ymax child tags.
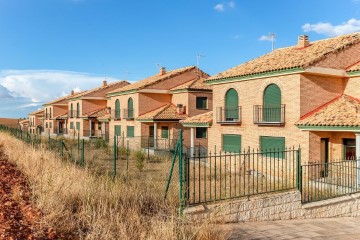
<box><xmin>0</xmin><ymin>118</ymin><xmax>20</xmax><ymax>128</ymax></box>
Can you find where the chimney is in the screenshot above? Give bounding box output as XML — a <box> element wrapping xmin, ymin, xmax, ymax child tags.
<box><xmin>176</xmin><ymin>104</ymin><xmax>186</xmax><ymax>114</ymax></box>
<box><xmin>159</xmin><ymin>67</ymin><xmax>166</xmax><ymax>75</ymax></box>
<box><xmin>71</xmin><ymin>90</ymin><xmax>74</xmax><ymax>95</ymax></box>
<box><xmin>297</xmin><ymin>35</ymin><xmax>310</xmax><ymax>48</ymax></box>
<box><xmin>103</xmin><ymin>80</ymin><xmax>107</xmax><ymax>87</ymax></box>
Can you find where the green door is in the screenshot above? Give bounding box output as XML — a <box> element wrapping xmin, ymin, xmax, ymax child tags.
<box><xmin>222</xmin><ymin>134</ymin><xmax>241</xmax><ymax>153</ymax></box>
<box><xmin>263</xmin><ymin>84</ymin><xmax>281</xmax><ymax>122</ymax></box>
<box><xmin>225</xmin><ymin>88</ymin><xmax>239</xmax><ymax>120</ymax></box>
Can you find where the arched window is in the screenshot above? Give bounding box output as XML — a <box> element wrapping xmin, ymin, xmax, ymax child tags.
<box><xmin>115</xmin><ymin>99</ymin><xmax>120</xmax><ymax>119</ymax></box>
<box><xmin>76</xmin><ymin>103</ymin><xmax>80</xmax><ymax>117</ymax></box>
<box><xmin>225</xmin><ymin>88</ymin><xmax>239</xmax><ymax>121</ymax></box>
<box><xmin>70</xmin><ymin>103</ymin><xmax>73</xmax><ymax>118</ymax></box>
<box><xmin>263</xmin><ymin>84</ymin><xmax>281</xmax><ymax>122</ymax></box>
<box><xmin>127</xmin><ymin>98</ymin><xmax>134</xmax><ymax>119</ymax></box>
<box><xmin>46</xmin><ymin>108</ymin><xmax>48</xmax><ymax>119</ymax></box>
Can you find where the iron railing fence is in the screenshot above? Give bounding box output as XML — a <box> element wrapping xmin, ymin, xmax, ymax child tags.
<box><xmin>123</xmin><ymin>108</ymin><xmax>134</xmax><ymax>119</ymax></box>
<box><xmin>253</xmin><ymin>104</ymin><xmax>285</xmax><ymax>124</ymax></box>
<box><xmin>301</xmin><ymin>159</ymin><xmax>360</xmax><ymax>203</ymax></box>
<box><xmin>186</xmin><ymin>147</ymin><xmax>300</xmax><ymax>206</ymax></box>
<box><xmin>216</xmin><ymin>106</ymin><xmax>242</xmax><ymax>124</ymax></box>
<box><xmin>110</xmin><ymin>110</ymin><xmax>121</xmax><ymax>120</ymax></box>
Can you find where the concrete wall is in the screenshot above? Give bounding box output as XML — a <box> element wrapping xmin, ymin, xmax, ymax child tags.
<box><xmin>187</xmin><ymin>190</ymin><xmax>360</xmax><ymax>223</ymax></box>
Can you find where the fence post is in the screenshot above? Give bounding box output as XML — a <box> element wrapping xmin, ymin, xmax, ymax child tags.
<box><xmin>126</xmin><ymin>140</ymin><xmax>129</xmax><ymax>181</ymax></box>
<box><xmin>81</xmin><ymin>139</ymin><xmax>85</xmax><ymax>167</ymax></box>
<box><xmin>296</xmin><ymin>146</ymin><xmax>302</xmax><ymax>193</ymax></box>
<box><xmin>113</xmin><ymin>136</ymin><xmax>117</xmax><ymax>179</ymax></box>
<box><xmin>61</xmin><ymin>139</ymin><xmax>64</xmax><ymax>158</ymax></box>
<box><xmin>78</xmin><ymin>133</ymin><xmax>80</xmax><ymax>151</ymax></box>
<box><xmin>179</xmin><ymin>129</ymin><xmax>184</xmax><ymax>216</ymax></box>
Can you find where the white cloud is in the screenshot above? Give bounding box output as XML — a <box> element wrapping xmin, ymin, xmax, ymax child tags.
<box><xmin>0</xmin><ymin>70</ymin><xmax>120</xmax><ymax>118</ymax></box>
<box><xmin>228</xmin><ymin>1</ymin><xmax>235</xmax><ymax>8</ymax></box>
<box><xmin>259</xmin><ymin>35</ymin><xmax>275</xmax><ymax>41</ymax></box>
<box><xmin>302</xmin><ymin>18</ymin><xmax>360</xmax><ymax>37</ymax></box>
<box><xmin>214</xmin><ymin>3</ymin><xmax>224</xmax><ymax>12</ymax></box>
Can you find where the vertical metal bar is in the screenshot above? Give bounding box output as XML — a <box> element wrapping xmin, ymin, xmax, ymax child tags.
<box><xmin>214</xmin><ymin>146</ymin><xmax>217</xmax><ymax>201</ymax></box>
<box><xmin>113</xmin><ymin>136</ymin><xmax>117</xmax><ymax>179</ymax></box>
<box><xmin>126</xmin><ymin>140</ymin><xmax>129</xmax><ymax>181</ymax></box>
<box><xmin>81</xmin><ymin>139</ymin><xmax>85</xmax><ymax>167</ymax></box>
<box><xmin>209</xmin><ymin>151</ymin><xmax>212</xmax><ymax>202</ymax></box>
<box><xmin>220</xmin><ymin>151</ymin><xmax>222</xmax><ymax>200</ymax></box>
<box><xmin>179</xmin><ymin>129</ymin><xmax>184</xmax><ymax>216</ymax></box>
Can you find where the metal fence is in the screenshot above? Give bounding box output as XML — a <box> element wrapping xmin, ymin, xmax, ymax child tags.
<box><xmin>185</xmin><ymin>147</ymin><xmax>300</xmax><ymax>206</ymax></box>
<box><xmin>300</xmin><ymin>159</ymin><xmax>360</xmax><ymax>203</ymax></box>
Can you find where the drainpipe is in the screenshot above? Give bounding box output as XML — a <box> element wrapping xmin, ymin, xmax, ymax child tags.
<box><xmin>356</xmin><ymin>133</ymin><xmax>360</xmax><ymax>187</ymax></box>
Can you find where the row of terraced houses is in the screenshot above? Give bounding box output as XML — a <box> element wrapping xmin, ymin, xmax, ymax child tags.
<box><xmin>19</xmin><ymin>32</ymin><xmax>360</xmax><ymax>165</ymax></box>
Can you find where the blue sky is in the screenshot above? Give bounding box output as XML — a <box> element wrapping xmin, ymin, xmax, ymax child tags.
<box><xmin>1</xmin><ymin>0</ymin><xmax>360</xmax><ymax>117</ymax></box>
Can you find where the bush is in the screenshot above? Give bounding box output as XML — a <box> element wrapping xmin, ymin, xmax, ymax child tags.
<box><xmin>134</xmin><ymin>149</ymin><xmax>145</xmax><ymax>171</ymax></box>
<box><xmin>93</xmin><ymin>138</ymin><xmax>108</xmax><ymax>148</ymax></box>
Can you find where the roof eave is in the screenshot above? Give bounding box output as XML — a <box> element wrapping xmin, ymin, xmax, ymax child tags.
<box><xmin>297</xmin><ymin>125</ymin><xmax>360</xmax><ymax>132</ymax></box>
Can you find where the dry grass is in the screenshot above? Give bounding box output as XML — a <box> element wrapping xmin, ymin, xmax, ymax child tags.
<box><xmin>0</xmin><ymin>132</ymin><xmax>226</xmax><ymax>240</ymax></box>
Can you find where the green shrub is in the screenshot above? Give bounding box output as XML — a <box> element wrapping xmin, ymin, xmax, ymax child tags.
<box><xmin>134</xmin><ymin>149</ymin><xmax>145</xmax><ymax>171</ymax></box>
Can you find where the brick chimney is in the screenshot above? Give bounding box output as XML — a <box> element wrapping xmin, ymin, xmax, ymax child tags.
<box><xmin>103</xmin><ymin>80</ymin><xmax>107</xmax><ymax>87</ymax></box>
<box><xmin>71</xmin><ymin>90</ymin><xmax>74</xmax><ymax>95</ymax></box>
<box><xmin>159</xmin><ymin>67</ymin><xmax>166</xmax><ymax>75</ymax></box>
<box><xmin>297</xmin><ymin>35</ymin><xmax>310</xmax><ymax>48</ymax></box>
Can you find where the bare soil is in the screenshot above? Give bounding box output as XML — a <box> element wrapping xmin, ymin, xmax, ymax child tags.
<box><xmin>0</xmin><ymin>146</ymin><xmax>59</xmax><ymax>240</ymax></box>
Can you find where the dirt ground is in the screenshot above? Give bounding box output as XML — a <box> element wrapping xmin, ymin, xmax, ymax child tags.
<box><xmin>0</xmin><ymin>146</ymin><xmax>59</xmax><ymax>240</ymax></box>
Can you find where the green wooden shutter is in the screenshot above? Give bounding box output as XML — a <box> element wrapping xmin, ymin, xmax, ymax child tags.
<box><xmin>76</xmin><ymin>122</ymin><xmax>80</xmax><ymax>130</ymax></box>
<box><xmin>114</xmin><ymin>125</ymin><xmax>121</xmax><ymax>136</ymax></box>
<box><xmin>128</xmin><ymin>98</ymin><xmax>134</xmax><ymax>118</ymax></box>
<box><xmin>222</xmin><ymin>134</ymin><xmax>241</xmax><ymax>153</ymax></box>
<box><xmin>127</xmin><ymin>126</ymin><xmax>134</xmax><ymax>137</ymax></box>
<box><xmin>263</xmin><ymin>84</ymin><xmax>281</xmax><ymax>122</ymax></box>
<box><xmin>70</xmin><ymin>104</ymin><xmax>73</xmax><ymax>117</ymax></box>
<box><xmin>225</xmin><ymin>89</ymin><xmax>239</xmax><ymax>120</ymax></box>
<box><xmin>77</xmin><ymin>103</ymin><xmax>80</xmax><ymax>117</ymax></box>
<box><xmin>70</xmin><ymin>122</ymin><xmax>74</xmax><ymax>129</ymax></box>
<box><xmin>115</xmin><ymin>99</ymin><xmax>120</xmax><ymax>119</ymax></box>
<box><xmin>50</xmin><ymin>122</ymin><xmax>52</xmax><ymax>128</ymax></box>
<box><xmin>260</xmin><ymin>136</ymin><xmax>285</xmax><ymax>159</ymax></box>
<box><xmin>161</xmin><ymin>126</ymin><xmax>169</xmax><ymax>139</ymax></box>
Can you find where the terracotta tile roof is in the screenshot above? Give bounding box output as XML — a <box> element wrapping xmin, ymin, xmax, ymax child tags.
<box><xmin>347</xmin><ymin>61</ymin><xmax>360</xmax><ymax>72</ymax></box>
<box><xmin>19</xmin><ymin>119</ymin><xmax>29</xmax><ymax>124</ymax></box>
<box><xmin>109</xmin><ymin>66</ymin><xmax>207</xmax><ymax>94</ymax></box>
<box><xmin>296</xmin><ymin>95</ymin><xmax>360</xmax><ymax>127</ymax></box>
<box><xmin>136</xmin><ymin>104</ymin><xmax>187</xmax><ymax>121</ymax></box>
<box><xmin>54</xmin><ymin>112</ymin><xmax>68</xmax><ymax>119</ymax></box>
<box><xmin>29</xmin><ymin>109</ymin><xmax>44</xmax><ymax>116</ymax></box>
<box><xmin>181</xmin><ymin>111</ymin><xmax>213</xmax><ymax>125</ymax></box>
<box><xmin>207</xmin><ymin>32</ymin><xmax>360</xmax><ymax>81</ymax></box>
<box><xmin>171</xmin><ymin>77</ymin><xmax>212</xmax><ymax>91</ymax></box>
<box><xmin>97</xmin><ymin>113</ymin><xmax>111</xmax><ymax>121</ymax></box>
<box><xmin>44</xmin><ymin>95</ymin><xmax>68</xmax><ymax>105</ymax></box>
<box><xmin>67</xmin><ymin>81</ymin><xmax>129</xmax><ymax>100</ymax></box>
<box><xmin>81</xmin><ymin>107</ymin><xmax>108</xmax><ymax>118</ymax></box>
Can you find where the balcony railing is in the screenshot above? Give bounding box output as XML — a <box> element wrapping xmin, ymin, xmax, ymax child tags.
<box><xmin>123</xmin><ymin>108</ymin><xmax>134</xmax><ymax>120</ymax></box>
<box><xmin>111</xmin><ymin>110</ymin><xmax>121</xmax><ymax>120</ymax></box>
<box><xmin>216</xmin><ymin>106</ymin><xmax>242</xmax><ymax>124</ymax></box>
<box><xmin>69</xmin><ymin>110</ymin><xmax>79</xmax><ymax>118</ymax></box>
<box><xmin>253</xmin><ymin>105</ymin><xmax>285</xmax><ymax>125</ymax></box>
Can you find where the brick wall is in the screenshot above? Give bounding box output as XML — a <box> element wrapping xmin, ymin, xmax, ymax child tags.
<box><xmin>344</xmin><ymin>76</ymin><xmax>360</xmax><ymax>97</ymax></box>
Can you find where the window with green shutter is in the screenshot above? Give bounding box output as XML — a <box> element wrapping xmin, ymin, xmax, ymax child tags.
<box><xmin>161</xmin><ymin>126</ymin><xmax>169</xmax><ymax>139</ymax></box>
<box><xmin>70</xmin><ymin>103</ymin><xmax>73</xmax><ymax>118</ymax></box>
<box><xmin>76</xmin><ymin>122</ymin><xmax>80</xmax><ymax>130</ymax></box>
<box><xmin>225</xmin><ymin>88</ymin><xmax>239</xmax><ymax>120</ymax></box>
<box><xmin>127</xmin><ymin>126</ymin><xmax>134</xmax><ymax>137</ymax></box>
<box><xmin>50</xmin><ymin>122</ymin><xmax>52</xmax><ymax>128</ymax></box>
<box><xmin>222</xmin><ymin>134</ymin><xmax>241</xmax><ymax>153</ymax></box>
<box><xmin>115</xmin><ymin>99</ymin><xmax>120</xmax><ymax>119</ymax></box>
<box><xmin>76</xmin><ymin>103</ymin><xmax>80</xmax><ymax>117</ymax></box>
<box><xmin>46</xmin><ymin>122</ymin><xmax>48</xmax><ymax>128</ymax></box>
<box><xmin>70</xmin><ymin>122</ymin><xmax>74</xmax><ymax>129</ymax></box>
<box><xmin>196</xmin><ymin>127</ymin><xmax>207</xmax><ymax>139</ymax></box>
<box><xmin>196</xmin><ymin>97</ymin><xmax>208</xmax><ymax>109</ymax></box>
<box><xmin>127</xmin><ymin>98</ymin><xmax>134</xmax><ymax>118</ymax></box>
<box><xmin>114</xmin><ymin>125</ymin><xmax>121</xmax><ymax>136</ymax></box>
<box><xmin>260</xmin><ymin>136</ymin><xmax>285</xmax><ymax>159</ymax></box>
<box><xmin>263</xmin><ymin>84</ymin><xmax>281</xmax><ymax>122</ymax></box>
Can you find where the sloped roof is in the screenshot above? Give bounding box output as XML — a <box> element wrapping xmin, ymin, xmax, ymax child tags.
<box><xmin>81</xmin><ymin>107</ymin><xmax>108</xmax><ymax>118</ymax></box>
<box><xmin>171</xmin><ymin>78</ymin><xmax>212</xmax><ymax>91</ymax></box>
<box><xmin>347</xmin><ymin>61</ymin><xmax>360</xmax><ymax>72</ymax></box>
<box><xmin>98</xmin><ymin>113</ymin><xmax>111</xmax><ymax>121</ymax></box>
<box><xmin>207</xmin><ymin>32</ymin><xmax>360</xmax><ymax>82</ymax></box>
<box><xmin>19</xmin><ymin>119</ymin><xmax>29</xmax><ymax>124</ymax></box>
<box><xmin>296</xmin><ymin>95</ymin><xmax>360</xmax><ymax>127</ymax></box>
<box><xmin>54</xmin><ymin>112</ymin><xmax>68</xmax><ymax>119</ymax></box>
<box><xmin>67</xmin><ymin>81</ymin><xmax>129</xmax><ymax>100</ymax></box>
<box><xmin>136</xmin><ymin>104</ymin><xmax>187</xmax><ymax>121</ymax></box>
<box><xmin>109</xmin><ymin>66</ymin><xmax>205</xmax><ymax>94</ymax></box>
<box><xmin>29</xmin><ymin>109</ymin><xmax>44</xmax><ymax>116</ymax></box>
<box><xmin>181</xmin><ymin>111</ymin><xmax>213</xmax><ymax>126</ymax></box>
<box><xmin>44</xmin><ymin>95</ymin><xmax>68</xmax><ymax>106</ymax></box>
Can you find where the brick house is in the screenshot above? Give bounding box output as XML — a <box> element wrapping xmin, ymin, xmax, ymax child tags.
<box><xmin>28</xmin><ymin>109</ymin><xmax>44</xmax><ymax>134</ymax></box>
<box><xmin>65</xmin><ymin>80</ymin><xmax>129</xmax><ymax>139</ymax></box>
<box><xmin>106</xmin><ymin>66</ymin><xmax>210</xmax><ymax>149</ymax></box>
<box><xmin>205</xmin><ymin>33</ymin><xmax>360</xmax><ymax>165</ymax></box>
<box><xmin>19</xmin><ymin>119</ymin><xmax>29</xmax><ymax>132</ymax></box>
<box><xmin>43</xmin><ymin>96</ymin><xmax>68</xmax><ymax>136</ymax></box>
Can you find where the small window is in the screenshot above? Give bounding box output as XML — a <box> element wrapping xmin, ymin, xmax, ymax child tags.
<box><xmin>161</xmin><ymin>126</ymin><xmax>169</xmax><ymax>139</ymax></box>
<box><xmin>127</xmin><ymin>126</ymin><xmax>134</xmax><ymax>137</ymax></box>
<box><xmin>196</xmin><ymin>127</ymin><xmax>207</xmax><ymax>139</ymax></box>
<box><xmin>114</xmin><ymin>125</ymin><xmax>121</xmax><ymax>136</ymax></box>
<box><xmin>98</xmin><ymin>123</ymin><xmax>102</xmax><ymax>130</ymax></box>
<box><xmin>222</xmin><ymin>134</ymin><xmax>241</xmax><ymax>153</ymax></box>
<box><xmin>343</xmin><ymin>139</ymin><xmax>356</xmax><ymax>160</ymax></box>
<box><xmin>76</xmin><ymin>122</ymin><xmax>80</xmax><ymax>130</ymax></box>
<box><xmin>196</xmin><ymin>97</ymin><xmax>208</xmax><ymax>109</ymax></box>
<box><xmin>46</xmin><ymin>122</ymin><xmax>48</xmax><ymax>128</ymax></box>
<box><xmin>50</xmin><ymin>122</ymin><xmax>52</xmax><ymax>128</ymax></box>
<box><xmin>260</xmin><ymin>136</ymin><xmax>285</xmax><ymax>159</ymax></box>
<box><xmin>70</xmin><ymin>122</ymin><xmax>74</xmax><ymax>129</ymax></box>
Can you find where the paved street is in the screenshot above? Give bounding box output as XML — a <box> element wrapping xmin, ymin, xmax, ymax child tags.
<box><xmin>221</xmin><ymin>217</ymin><xmax>360</xmax><ymax>239</ymax></box>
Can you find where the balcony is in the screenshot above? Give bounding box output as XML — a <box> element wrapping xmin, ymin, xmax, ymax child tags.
<box><xmin>111</xmin><ymin>110</ymin><xmax>121</xmax><ymax>120</ymax></box>
<box><xmin>216</xmin><ymin>106</ymin><xmax>242</xmax><ymax>124</ymax></box>
<box><xmin>69</xmin><ymin>110</ymin><xmax>78</xmax><ymax>118</ymax></box>
<box><xmin>253</xmin><ymin>105</ymin><xmax>285</xmax><ymax>125</ymax></box>
<box><xmin>123</xmin><ymin>109</ymin><xmax>134</xmax><ymax>120</ymax></box>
